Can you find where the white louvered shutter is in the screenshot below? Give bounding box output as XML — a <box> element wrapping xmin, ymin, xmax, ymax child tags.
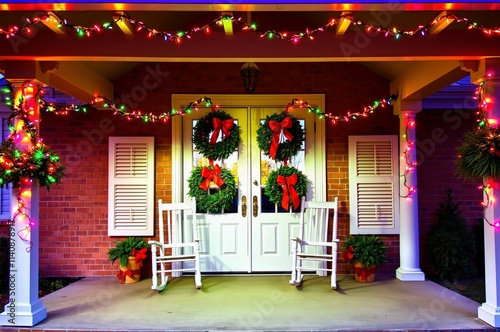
<box><xmin>0</xmin><ymin>114</ymin><xmax>11</xmax><ymax>221</ymax></box>
<box><xmin>108</xmin><ymin>137</ymin><xmax>154</xmax><ymax>236</ymax></box>
<box><xmin>348</xmin><ymin>135</ymin><xmax>400</xmax><ymax>234</ymax></box>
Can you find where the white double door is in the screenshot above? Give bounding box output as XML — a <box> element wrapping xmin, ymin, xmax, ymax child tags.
<box><xmin>173</xmin><ymin>94</ymin><xmax>325</xmax><ymax>273</ymax></box>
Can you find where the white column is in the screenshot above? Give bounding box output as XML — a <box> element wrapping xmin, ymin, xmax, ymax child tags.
<box><xmin>474</xmin><ymin>62</ymin><xmax>500</xmax><ymax>327</ymax></box>
<box><xmin>396</xmin><ymin>107</ymin><xmax>425</xmax><ymax>281</ymax></box>
<box><xmin>0</xmin><ymin>81</ymin><xmax>47</xmax><ymax>326</ymax></box>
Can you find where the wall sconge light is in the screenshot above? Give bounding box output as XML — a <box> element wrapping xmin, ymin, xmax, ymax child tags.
<box><xmin>240</xmin><ymin>62</ymin><xmax>260</xmax><ymax>93</ymax></box>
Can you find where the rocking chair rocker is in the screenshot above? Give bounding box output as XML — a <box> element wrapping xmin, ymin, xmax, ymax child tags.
<box><xmin>149</xmin><ymin>199</ymin><xmax>202</xmax><ymax>291</ymax></box>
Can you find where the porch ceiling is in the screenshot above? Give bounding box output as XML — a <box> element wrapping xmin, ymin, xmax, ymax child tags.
<box><xmin>0</xmin><ymin>2</ymin><xmax>499</xmax><ymax>101</ymax></box>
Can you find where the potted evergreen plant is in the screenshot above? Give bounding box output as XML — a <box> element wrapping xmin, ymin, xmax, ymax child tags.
<box><xmin>107</xmin><ymin>237</ymin><xmax>149</xmax><ymax>284</ymax></box>
<box><xmin>343</xmin><ymin>235</ymin><xmax>387</xmax><ymax>282</ymax></box>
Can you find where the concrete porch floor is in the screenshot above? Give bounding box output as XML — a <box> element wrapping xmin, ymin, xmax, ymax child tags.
<box><xmin>1</xmin><ymin>274</ymin><xmax>495</xmax><ymax>332</ymax></box>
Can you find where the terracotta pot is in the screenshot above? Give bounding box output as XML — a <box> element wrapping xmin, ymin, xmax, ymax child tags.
<box><xmin>353</xmin><ymin>262</ymin><xmax>376</xmax><ymax>283</ymax></box>
<box><xmin>118</xmin><ymin>256</ymin><xmax>142</xmax><ymax>284</ymax></box>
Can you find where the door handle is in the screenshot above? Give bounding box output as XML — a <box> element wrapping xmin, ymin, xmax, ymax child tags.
<box><xmin>253</xmin><ymin>196</ymin><xmax>258</xmax><ymax>217</ymax></box>
<box><xmin>242</xmin><ymin>196</ymin><xmax>247</xmax><ymax>217</ymax></box>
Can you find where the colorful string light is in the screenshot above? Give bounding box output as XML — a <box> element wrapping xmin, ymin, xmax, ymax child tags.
<box><xmin>2</xmin><ymin>80</ymin><xmax>397</xmax><ymax>126</ymax></box>
<box><xmin>12</xmin><ymin>191</ymin><xmax>34</xmax><ymax>251</ymax></box>
<box><xmin>471</xmin><ymin>82</ymin><xmax>500</xmax><ymax>229</ymax></box>
<box><xmin>0</xmin><ymin>12</ymin><xmax>499</xmax><ymax>43</ymax></box>
<box><xmin>400</xmin><ymin>113</ymin><xmax>417</xmax><ymax>199</ymax></box>
<box><xmin>1</xmin><ymin>81</ymin><xmax>66</xmax><ymax>250</ymax></box>
<box><xmin>286</xmin><ymin>95</ymin><xmax>397</xmax><ymax>124</ymax></box>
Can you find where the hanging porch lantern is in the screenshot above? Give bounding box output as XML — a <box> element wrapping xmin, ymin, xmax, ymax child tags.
<box><xmin>240</xmin><ymin>62</ymin><xmax>260</xmax><ymax>93</ymax></box>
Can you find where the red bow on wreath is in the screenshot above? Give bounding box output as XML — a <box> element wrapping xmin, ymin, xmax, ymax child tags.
<box><xmin>132</xmin><ymin>247</ymin><xmax>147</xmax><ymax>267</ymax></box>
<box><xmin>210</xmin><ymin>117</ymin><xmax>234</xmax><ymax>146</ymax></box>
<box><xmin>268</xmin><ymin>117</ymin><xmax>294</xmax><ymax>159</ymax></box>
<box><xmin>276</xmin><ymin>173</ymin><xmax>300</xmax><ymax>211</ymax></box>
<box><xmin>199</xmin><ymin>165</ymin><xmax>225</xmax><ymax>190</ymax></box>
<box><xmin>116</xmin><ymin>269</ymin><xmax>133</xmax><ymax>283</ymax></box>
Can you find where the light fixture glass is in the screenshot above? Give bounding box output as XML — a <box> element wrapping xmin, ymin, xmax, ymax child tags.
<box><xmin>240</xmin><ymin>62</ymin><xmax>260</xmax><ymax>93</ymax></box>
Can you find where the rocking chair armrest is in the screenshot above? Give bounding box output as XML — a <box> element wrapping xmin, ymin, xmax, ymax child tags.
<box><xmin>148</xmin><ymin>240</ymin><xmax>164</xmax><ymax>250</ymax></box>
<box><xmin>291</xmin><ymin>237</ymin><xmax>303</xmax><ymax>244</ymax></box>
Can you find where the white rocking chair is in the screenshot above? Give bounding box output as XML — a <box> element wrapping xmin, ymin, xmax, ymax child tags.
<box><xmin>290</xmin><ymin>196</ymin><xmax>339</xmax><ymax>289</ymax></box>
<box><xmin>149</xmin><ymin>199</ymin><xmax>202</xmax><ymax>291</ymax></box>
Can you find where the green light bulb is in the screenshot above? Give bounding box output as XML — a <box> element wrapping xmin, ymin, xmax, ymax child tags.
<box><xmin>34</xmin><ymin>150</ymin><xmax>44</xmax><ymax>160</ymax></box>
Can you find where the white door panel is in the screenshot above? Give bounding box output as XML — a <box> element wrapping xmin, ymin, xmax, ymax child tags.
<box><xmin>198</xmin><ymin>214</ymin><xmax>250</xmax><ymax>272</ymax></box>
<box><xmin>250</xmin><ymin>107</ymin><xmax>316</xmax><ymax>271</ymax></box>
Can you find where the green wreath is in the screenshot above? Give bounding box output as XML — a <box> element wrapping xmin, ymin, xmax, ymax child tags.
<box><xmin>265</xmin><ymin>166</ymin><xmax>308</xmax><ymax>211</ymax></box>
<box><xmin>187</xmin><ymin>165</ymin><xmax>237</xmax><ymax>213</ymax></box>
<box><xmin>193</xmin><ymin>110</ymin><xmax>241</xmax><ymax>161</ymax></box>
<box><xmin>256</xmin><ymin>112</ymin><xmax>304</xmax><ymax>162</ymax></box>
<box><xmin>456</xmin><ymin>125</ymin><xmax>500</xmax><ymax>179</ymax></box>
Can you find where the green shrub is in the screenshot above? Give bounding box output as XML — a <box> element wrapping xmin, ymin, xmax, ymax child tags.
<box><xmin>427</xmin><ymin>189</ymin><xmax>476</xmax><ymax>282</ymax></box>
<box><xmin>343</xmin><ymin>235</ymin><xmax>387</xmax><ymax>267</ymax></box>
<box><xmin>107</xmin><ymin>236</ymin><xmax>149</xmax><ymax>267</ymax></box>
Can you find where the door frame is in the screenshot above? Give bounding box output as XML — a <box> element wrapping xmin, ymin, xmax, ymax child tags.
<box><xmin>171</xmin><ymin>93</ymin><xmax>326</xmax><ymax>204</ymax></box>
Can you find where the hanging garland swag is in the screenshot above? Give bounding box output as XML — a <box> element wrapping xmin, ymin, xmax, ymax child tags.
<box><xmin>187</xmin><ymin>164</ymin><xmax>237</xmax><ymax>213</ymax></box>
<box><xmin>192</xmin><ymin>110</ymin><xmax>241</xmax><ymax>161</ymax></box>
<box><xmin>265</xmin><ymin>166</ymin><xmax>308</xmax><ymax>211</ymax></box>
<box><xmin>256</xmin><ymin>112</ymin><xmax>304</xmax><ymax>162</ymax></box>
<box><xmin>0</xmin><ymin>139</ymin><xmax>65</xmax><ymax>189</ymax></box>
<box><xmin>456</xmin><ymin>125</ymin><xmax>500</xmax><ymax>180</ymax></box>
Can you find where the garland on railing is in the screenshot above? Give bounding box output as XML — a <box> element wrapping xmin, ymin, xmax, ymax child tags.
<box><xmin>0</xmin><ymin>12</ymin><xmax>499</xmax><ymax>43</ymax></box>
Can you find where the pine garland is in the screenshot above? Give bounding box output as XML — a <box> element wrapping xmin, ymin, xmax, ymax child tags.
<box><xmin>187</xmin><ymin>165</ymin><xmax>237</xmax><ymax>213</ymax></box>
<box><xmin>456</xmin><ymin>126</ymin><xmax>500</xmax><ymax>179</ymax></box>
<box><xmin>256</xmin><ymin>112</ymin><xmax>304</xmax><ymax>162</ymax></box>
<box><xmin>0</xmin><ymin>139</ymin><xmax>65</xmax><ymax>189</ymax></box>
<box><xmin>265</xmin><ymin>166</ymin><xmax>308</xmax><ymax>211</ymax></box>
<box><xmin>192</xmin><ymin>110</ymin><xmax>241</xmax><ymax>161</ymax></box>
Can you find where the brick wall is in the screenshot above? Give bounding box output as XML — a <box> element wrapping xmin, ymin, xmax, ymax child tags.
<box><xmin>33</xmin><ymin>61</ymin><xmax>470</xmax><ymax>278</ymax></box>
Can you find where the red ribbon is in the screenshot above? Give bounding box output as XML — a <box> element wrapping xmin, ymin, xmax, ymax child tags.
<box><xmin>210</xmin><ymin>117</ymin><xmax>234</xmax><ymax>146</ymax></box>
<box><xmin>268</xmin><ymin>117</ymin><xmax>294</xmax><ymax>159</ymax></box>
<box><xmin>344</xmin><ymin>245</ymin><xmax>355</xmax><ymax>261</ymax></box>
<box><xmin>116</xmin><ymin>269</ymin><xmax>133</xmax><ymax>283</ymax></box>
<box><xmin>132</xmin><ymin>247</ymin><xmax>148</xmax><ymax>267</ymax></box>
<box><xmin>354</xmin><ymin>265</ymin><xmax>376</xmax><ymax>282</ymax></box>
<box><xmin>276</xmin><ymin>173</ymin><xmax>300</xmax><ymax>211</ymax></box>
<box><xmin>199</xmin><ymin>165</ymin><xmax>225</xmax><ymax>190</ymax></box>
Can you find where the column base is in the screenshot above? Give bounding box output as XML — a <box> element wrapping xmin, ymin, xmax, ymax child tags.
<box><xmin>478</xmin><ymin>303</ymin><xmax>500</xmax><ymax>327</ymax></box>
<box><xmin>396</xmin><ymin>267</ymin><xmax>425</xmax><ymax>281</ymax></box>
<box><xmin>0</xmin><ymin>299</ymin><xmax>47</xmax><ymax>327</ymax></box>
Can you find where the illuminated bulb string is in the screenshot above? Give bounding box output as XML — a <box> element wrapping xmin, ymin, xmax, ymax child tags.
<box><xmin>1</xmin><ymin>81</ymin><xmax>65</xmax><ymax>250</ymax></box>
<box><xmin>0</xmin><ymin>12</ymin><xmax>499</xmax><ymax>42</ymax></box>
<box><xmin>2</xmin><ymin>82</ymin><xmax>398</xmax><ymax>126</ymax></box>
<box><xmin>400</xmin><ymin>114</ymin><xmax>417</xmax><ymax>199</ymax></box>
<box><xmin>12</xmin><ymin>190</ymin><xmax>34</xmax><ymax>252</ymax></box>
<box><xmin>286</xmin><ymin>95</ymin><xmax>397</xmax><ymax>124</ymax></box>
<box><xmin>473</xmin><ymin>82</ymin><xmax>500</xmax><ymax>229</ymax></box>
